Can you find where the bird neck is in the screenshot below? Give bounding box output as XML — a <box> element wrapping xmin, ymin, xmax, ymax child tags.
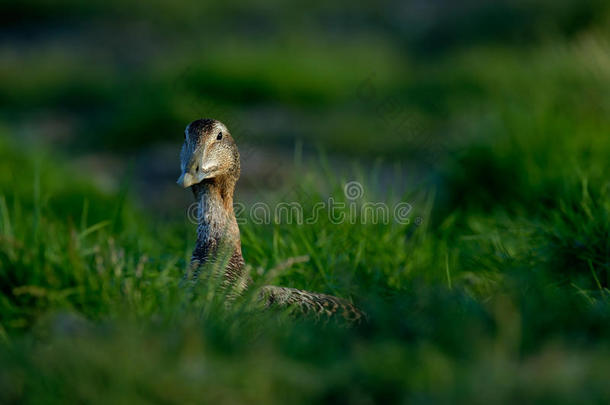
<box><xmin>190</xmin><ymin>176</ymin><xmax>244</xmax><ymax>279</ymax></box>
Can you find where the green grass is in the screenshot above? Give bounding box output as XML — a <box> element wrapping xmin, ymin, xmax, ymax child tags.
<box><xmin>1</xmin><ymin>104</ymin><xmax>610</xmax><ymax>402</ymax></box>
<box><xmin>2</xmin><ymin>2</ymin><xmax>610</xmax><ymax>402</ymax></box>
<box><xmin>3</xmin><ymin>1</ymin><xmax>609</xmax><ymax>157</ymax></box>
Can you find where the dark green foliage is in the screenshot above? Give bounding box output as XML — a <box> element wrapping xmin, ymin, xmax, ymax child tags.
<box><xmin>2</xmin><ymin>0</ymin><xmax>610</xmax><ymax>402</ymax></box>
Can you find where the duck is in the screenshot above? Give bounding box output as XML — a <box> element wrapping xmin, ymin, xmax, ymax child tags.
<box><xmin>177</xmin><ymin>118</ymin><xmax>364</xmax><ymax>322</ymax></box>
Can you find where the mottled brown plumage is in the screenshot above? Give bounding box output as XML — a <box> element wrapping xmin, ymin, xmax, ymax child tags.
<box><xmin>178</xmin><ymin>118</ymin><xmax>364</xmax><ymax>322</ymax></box>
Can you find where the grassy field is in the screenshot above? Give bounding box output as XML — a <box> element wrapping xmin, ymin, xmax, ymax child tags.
<box><xmin>2</xmin><ymin>1</ymin><xmax>610</xmax><ymax>403</ymax></box>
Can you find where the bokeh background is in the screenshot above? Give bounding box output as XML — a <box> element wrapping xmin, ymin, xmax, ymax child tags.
<box><xmin>1</xmin><ymin>0</ymin><xmax>610</xmax><ymax>403</ymax></box>
<box><xmin>3</xmin><ymin>0</ymin><xmax>608</xmax><ymax>212</ymax></box>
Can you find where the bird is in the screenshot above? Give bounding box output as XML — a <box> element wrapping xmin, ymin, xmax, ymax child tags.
<box><xmin>177</xmin><ymin>118</ymin><xmax>364</xmax><ymax>322</ymax></box>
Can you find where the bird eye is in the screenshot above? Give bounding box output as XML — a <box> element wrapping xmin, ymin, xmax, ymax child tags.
<box><xmin>217</xmin><ymin>132</ymin><xmax>223</xmax><ymax>140</ymax></box>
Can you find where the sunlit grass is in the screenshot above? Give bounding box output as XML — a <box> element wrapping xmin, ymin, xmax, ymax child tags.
<box><xmin>1</xmin><ymin>110</ymin><xmax>609</xmax><ymax>401</ymax></box>
<box><xmin>2</xmin><ymin>3</ymin><xmax>610</xmax><ymax>401</ymax></box>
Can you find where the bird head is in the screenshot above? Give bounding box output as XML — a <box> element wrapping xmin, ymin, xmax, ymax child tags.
<box><xmin>177</xmin><ymin>119</ymin><xmax>240</xmax><ymax>188</ymax></box>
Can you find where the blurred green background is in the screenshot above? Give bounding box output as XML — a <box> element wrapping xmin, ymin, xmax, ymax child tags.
<box><xmin>1</xmin><ymin>0</ymin><xmax>610</xmax><ymax>403</ymax></box>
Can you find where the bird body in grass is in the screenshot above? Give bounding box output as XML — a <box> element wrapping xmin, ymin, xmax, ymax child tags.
<box><xmin>177</xmin><ymin>118</ymin><xmax>364</xmax><ymax>322</ymax></box>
